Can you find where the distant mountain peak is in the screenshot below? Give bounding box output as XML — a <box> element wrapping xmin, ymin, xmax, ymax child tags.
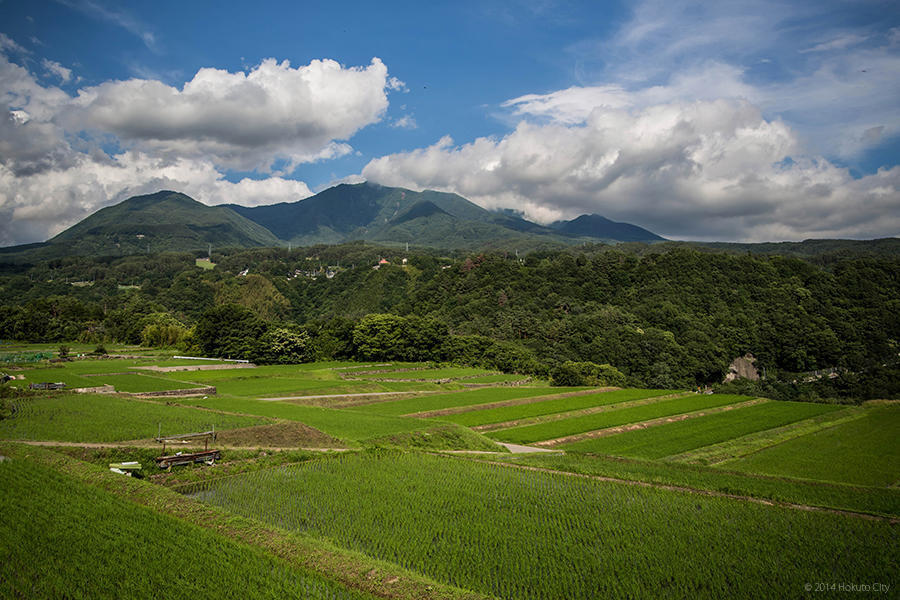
<box><xmin>551</xmin><ymin>214</ymin><xmax>665</xmax><ymax>242</ymax></box>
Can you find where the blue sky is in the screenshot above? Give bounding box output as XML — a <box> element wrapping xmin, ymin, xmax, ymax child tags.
<box><xmin>1</xmin><ymin>0</ymin><xmax>898</xmax><ymax>244</ymax></box>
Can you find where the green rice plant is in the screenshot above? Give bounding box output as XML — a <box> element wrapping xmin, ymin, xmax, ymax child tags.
<box><xmin>725</xmin><ymin>404</ymin><xmax>900</xmax><ymax>487</ymax></box>
<box><xmin>0</xmin><ymin>393</ymin><xmax>269</xmax><ymax>442</ymax></box>
<box><xmin>485</xmin><ymin>452</ymin><xmax>900</xmax><ymax>517</ymax></box>
<box><xmin>178</xmin><ymin>396</ymin><xmax>435</xmax><ymax>442</ymax></box>
<box><xmin>351</xmin><ymin>386</ymin><xmax>584</xmax><ymax>417</ymax></box>
<box><xmin>442</xmin><ymin>388</ymin><xmax>681</xmax><ymax>427</ymax></box>
<box><xmin>564</xmin><ymin>401</ymin><xmax>842</xmax><ymax>459</ymax></box>
<box><xmin>490</xmin><ymin>394</ymin><xmax>753</xmax><ymax>444</ymax></box>
<box><xmin>0</xmin><ymin>456</ymin><xmax>372</xmax><ymax>600</ymax></box>
<box><xmin>186</xmin><ymin>451</ymin><xmax>897</xmax><ymax>600</ymax></box>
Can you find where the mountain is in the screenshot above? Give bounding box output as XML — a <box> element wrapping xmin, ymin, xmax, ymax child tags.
<box><xmin>225</xmin><ymin>182</ymin><xmax>549</xmax><ymax>248</ymax></box>
<box><xmin>227</xmin><ymin>182</ymin><xmax>666</xmax><ymax>249</ymax></box>
<box><xmin>550</xmin><ymin>214</ymin><xmax>665</xmax><ymax>242</ymax></box>
<box><xmin>0</xmin><ymin>184</ymin><xmax>669</xmax><ymax>261</ymax></box>
<box><xmin>47</xmin><ymin>191</ymin><xmax>281</xmax><ymax>256</ymax></box>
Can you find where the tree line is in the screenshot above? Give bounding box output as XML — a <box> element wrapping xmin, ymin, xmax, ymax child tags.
<box><xmin>1</xmin><ymin>242</ymin><xmax>897</xmax><ymax>399</ymax></box>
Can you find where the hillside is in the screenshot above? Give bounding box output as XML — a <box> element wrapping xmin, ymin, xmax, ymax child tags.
<box><xmin>48</xmin><ymin>191</ymin><xmax>282</xmax><ymax>256</ymax></box>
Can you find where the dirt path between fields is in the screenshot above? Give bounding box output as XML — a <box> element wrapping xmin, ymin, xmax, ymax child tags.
<box><xmin>453</xmin><ymin>456</ymin><xmax>899</xmax><ymax>524</ymax></box>
<box><xmin>533</xmin><ymin>398</ymin><xmax>768</xmax><ymax>447</ymax></box>
<box><xmin>405</xmin><ymin>388</ymin><xmax>621</xmax><ymax>418</ymax></box>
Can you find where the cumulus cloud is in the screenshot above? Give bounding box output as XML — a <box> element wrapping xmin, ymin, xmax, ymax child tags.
<box><xmin>0</xmin><ymin>151</ymin><xmax>314</xmax><ymax>246</ymax></box>
<box><xmin>63</xmin><ymin>57</ymin><xmax>392</xmax><ymax>171</ymax></box>
<box><xmin>364</xmin><ymin>0</ymin><xmax>900</xmax><ymax>242</ymax></box>
<box><xmin>363</xmin><ymin>98</ymin><xmax>900</xmax><ymax>242</ymax></box>
<box><xmin>0</xmin><ymin>50</ymin><xmax>396</xmax><ymax>245</ymax></box>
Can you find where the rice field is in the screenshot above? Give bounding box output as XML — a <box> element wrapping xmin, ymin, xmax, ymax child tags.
<box><xmin>183</xmin><ymin>451</ymin><xmax>897</xmax><ymax>600</ymax></box>
<box><xmin>563</xmin><ymin>401</ymin><xmax>843</xmax><ymax>459</ymax></box>
<box><xmin>489</xmin><ymin>394</ymin><xmax>753</xmax><ymax>444</ymax></box>
<box><xmin>351</xmin><ymin>386</ymin><xmax>581</xmax><ymax>417</ymax></box>
<box><xmin>177</xmin><ymin>396</ymin><xmax>441</xmax><ymax>442</ymax></box>
<box><xmin>0</xmin><ymin>456</ymin><xmax>372</xmax><ymax>600</ymax></box>
<box><xmin>0</xmin><ymin>393</ymin><xmax>269</xmax><ymax>442</ymax></box>
<box><xmin>441</xmin><ymin>388</ymin><xmax>681</xmax><ymax>427</ymax></box>
<box><xmin>725</xmin><ymin>403</ymin><xmax>900</xmax><ymax>487</ymax></box>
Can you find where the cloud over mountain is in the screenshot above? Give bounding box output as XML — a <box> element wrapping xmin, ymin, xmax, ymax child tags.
<box><xmin>364</xmin><ymin>96</ymin><xmax>900</xmax><ymax>242</ymax></box>
<box><xmin>0</xmin><ymin>52</ymin><xmax>392</xmax><ymax>245</ymax></box>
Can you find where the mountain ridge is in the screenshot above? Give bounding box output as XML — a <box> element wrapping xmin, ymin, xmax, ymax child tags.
<box><xmin>1</xmin><ymin>183</ymin><xmax>668</xmax><ymax>259</ymax></box>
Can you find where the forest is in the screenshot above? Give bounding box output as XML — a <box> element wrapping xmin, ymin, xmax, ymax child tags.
<box><xmin>1</xmin><ymin>242</ymin><xmax>898</xmax><ymax>402</ymax></box>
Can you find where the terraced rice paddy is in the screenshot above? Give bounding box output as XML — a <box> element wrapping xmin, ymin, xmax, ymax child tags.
<box><xmin>351</xmin><ymin>386</ymin><xmax>580</xmax><ymax>416</ymax></box>
<box><xmin>441</xmin><ymin>388</ymin><xmax>680</xmax><ymax>427</ymax></box>
<box><xmin>725</xmin><ymin>403</ymin><xmax>900</xmax><ymax>486</ymax></box>
<box><xmin>0</xmin><ymin>393</ymin><xmax>269</xmax><ymax>442</ymax></box>
<box><xmin>184</xmin><ymin>452</ymin><xmax>897</xmax><ymax>600</ymax></box>
<box><xmin>489</xmin><ymin>394</ymin><xmax>754</xmax><ymax>444</ymax></box>
<box><xmin>2</xmin><ymin>354</ymin><xmax>896</xmax><ymax>599</ymax></box>
<box><xmin>563</xmin><ymin>401</ymin><xmax>843</xmax><ymax>458</ymax></box>
<box><xmin>0</xmin><ymin>455</ymin><xmax>371</xmax><ymax>600</ymax></box>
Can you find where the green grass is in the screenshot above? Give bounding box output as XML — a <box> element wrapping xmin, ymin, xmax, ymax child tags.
<box><xmin>725</xmin><ymin>404</ymin><xmax>900</xmax><ymax>487</ymax></box>
<box><xmin>0</xmin><ymin>452</ymin><xmax>371</xmax><ymax>600</ymax></box>
<box><xmin>176</xmin><ymin>396</ymin><xmax>435</xmax><ymax>442</ymax></box>
<box><xmin>442</xmin><ymin>389</ymin><xmax>681</xmax><ymax>427</ymax></box>
<box><xmin>564</xmin><ymin>401</ymin><xmax>843</xmax><ymax>459</ymax></box>
<box><xmin>185</xmin><ymin>451</ymin><xmax>897</xmax><ymax>600</ymax></box>
<box><xmin>0</xmin><ymin>393</ymin><xmax>269</xmax><ymax>442</ymax></box>
<box><xmin>490</xmin><ymin>394</ymin><xmax>754</xmax><ymax>444</ymax></box>
<box><xmin>486</xmin><ymin>452</ymin><xmax>900</xmax><ymax>518</ymax></box>
<box><xmin>351</xmin><ymin>386</ymin><xmax>584</xmax><ymax>417</ymax></box>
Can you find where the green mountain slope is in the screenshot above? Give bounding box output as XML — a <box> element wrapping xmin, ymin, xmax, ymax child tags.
<box><xmin>226</xmin><ymin>182</ymin><xmax>659</xmax><ymax>249</ymax></box>
<box><xmin>49</xmin><ymin>191</ymin><xmax>282</xmax><ymax>255</ymax></box>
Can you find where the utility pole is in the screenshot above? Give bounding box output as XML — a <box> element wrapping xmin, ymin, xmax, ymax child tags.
<box><xmin>208</xmin><ymin>243</ymin><xmax>212</xmax><ymax>259</ymax></box>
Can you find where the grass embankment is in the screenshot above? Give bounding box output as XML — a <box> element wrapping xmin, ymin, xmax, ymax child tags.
<box><xmin>489</xmin><ymin>394</ymin><xmax>753</xmax><ymax>444</ymax></box>
<box><xmin>725</xmin><ymin>403</ymin><xmax>900</xmax><ymax>487</ymax></box>
<box><xmin>0</xmin><ymin>393</ymin><xmax>269</xmax><ymax>442</ymax></box>
<box><xmin>185</xmin><ymin>451</ymin><xmax>897</xmax><ymax>600</ymax></box>
<box><xmin>0</xmin><ymin>443</ymin><xmax>489</xmax><ymax>600</ymax></box>
<box><xmin>563</xmin><ymin>401</ymin><xmax>842</xmax><ymax>458</ymax></box>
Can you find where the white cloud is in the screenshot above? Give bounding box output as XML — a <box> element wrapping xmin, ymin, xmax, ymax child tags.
<box><xmin>391</xmin><ymin>115</ymin><xmax>417</xmax><ymax>129</ymax></box>
<box><xmin>0</xmin><ymin>51</ymin><xmax>379</xmax><ymax>244</ymax></box>
<box><xmin>800</xmin><ymin>33</ymin><xmax>869</xmax><ymax>54</ymax></box>
<box><xmin>64</xmin><ymin>57</ymin><xmax>392</xmax><ymax>171</ymax></box>
<box><xmin>363</xmin><ymin>98</ymin><xmax>900</xmax><ymax>242</ymax></box>
<box><xmin>0</xmin><ymin>151</ymin><xmax>314</xmax><ymax>246</ymax></box>
<box><xmin>0</xmin><ymin>34</ymin><xmax>29</xmax><ymax>55</ymax></box>
<box><xmin>41</xmin><ymin>59</ymin><xmax>72</xmax><ymax>83</ymax></box>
